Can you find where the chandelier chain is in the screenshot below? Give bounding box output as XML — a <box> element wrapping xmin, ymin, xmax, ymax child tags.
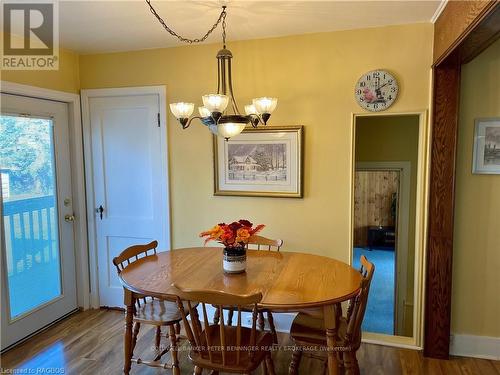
<box><xmin>145</xmin><ymin>0</ymin><xmax>227</xmax><ymax>44</ymax></box>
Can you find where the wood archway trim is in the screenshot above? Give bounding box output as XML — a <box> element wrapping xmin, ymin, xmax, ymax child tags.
<box><xmin>425</xmin><ymin>1</ymin><xmax>500</xmax><ymax>359</ymax></box>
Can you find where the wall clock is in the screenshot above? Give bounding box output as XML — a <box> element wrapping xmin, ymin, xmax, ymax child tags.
<box><xmin>355</xmin><ymin>70</ymin><xmax>399</xmax><ymax>112</ymax></box>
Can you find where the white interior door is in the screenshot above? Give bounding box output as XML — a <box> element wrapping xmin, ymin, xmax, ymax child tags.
<box><xmin>85</xmin><ymin>90</ymin><xmax>169</xmax><ymax>308</ymax></box>
<box><xmin>1</xmin><ymin>94</ymin><xmax>77</xmax><ymax>350</ymax></box>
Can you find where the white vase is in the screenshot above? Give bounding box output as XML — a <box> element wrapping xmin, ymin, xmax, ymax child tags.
<box><xmin>223</xmin><ymin>247</ymin><xmax>247</xmax><ymax>274</ymax></box>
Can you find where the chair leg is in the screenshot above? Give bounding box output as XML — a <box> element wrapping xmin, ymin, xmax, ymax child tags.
<box><xmin>265</xmin><ymin>352</ymin><xmax>276</xmax><ymax>375</ymax></box>
<box><xmin>336</xmin><ymin>351</ymin><xmax>345</xmax><ymax>370</ymax></box>
<box><xmin>131</xmin><ymin>321</ymin><xmax>140</xmax><ymax>354</ymax></box>
<box><xmin>227</xmin><ymin>307</ymin><xmax>234</xmax><ymax>326</ymax></box>
<box><xmin>154</xmin><ymin>326</ymin><xmax>161</xmax><ymax>350</ymax></box>
<box><xmin>288</xmin><ymin>348</ymin><xmax>302</xmax><ymax>375</ymax></box>
<box><xmin>169</xmin><ymin>324</ymin><xmax>180</xmax><ymax>375</ymax></box>
<box><xmin>344</xmin><ymin>350</ymin><xmax>360</xmax><ymax>375</ymax></box>
<box><xmin>175</xmin><ymin>321</ymin><xmax>181</xmax><ymax>334</ymax></box>
<box><xmin>266</xmin><ymin>311</ymin><xmax>278</xmax><ymax>344</ymax></box>
<box><xmin>262</xmin><ymin>360</ymin><xmax>269</xmax><ymax>375</ymax></box>
<box><xmin>193</xmin><ymin>365</ymin><xmax>203</xmax><ymax>375</ymax></box>
<box><xmin>258</xmin><ymin>312</ymin><xmax>265</xmax><ymax>331</ymax></box>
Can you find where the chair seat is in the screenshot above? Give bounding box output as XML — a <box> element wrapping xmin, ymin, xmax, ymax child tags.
<box><xmin>189</xmin><ymin>325</ymin><xmax>273</xmax><ymax>372</ymax></box>
<box><xmin>290</xmin><ymin>313</ymin><xmax>352</xmax><ymax>350</ymax></box>
<box><xmin>134</xmin><ymin>299</ymin><xmax>184</xmax><ymax>324</ymax></box>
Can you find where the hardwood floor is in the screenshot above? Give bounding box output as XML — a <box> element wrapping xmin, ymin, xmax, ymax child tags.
<box><xmin>1</xmin><ymin>309</ymin><xmax>499</xmax><ymax>374</ymax></box>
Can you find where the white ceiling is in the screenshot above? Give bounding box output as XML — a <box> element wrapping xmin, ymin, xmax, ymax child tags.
<box><xmin>56</xmin><ymin>0</ymin><xmax>442</xmax><ymax>54</ymax></box>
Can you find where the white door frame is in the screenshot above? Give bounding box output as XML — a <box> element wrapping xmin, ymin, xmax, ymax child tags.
<box><xmin>350</xmin><ymin>110</ymin><xmax>430</xmax><ymax>350</ymax></box>
<box><xmin>81</xmin><ymin>86</ymin><xmax>170</xmax><ymax>309</ymax></box>
<box><xmin>0</xmin><ymin>81</ymin><xmax>89</xmax><ymax>309</ymax></box>
<box><xmin>355</xmin><ymin>161</ymin><xmax>411</xmax><ymax>337</ymax></box>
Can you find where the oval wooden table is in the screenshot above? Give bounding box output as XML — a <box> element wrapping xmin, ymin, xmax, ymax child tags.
<box><xmin>119</xmin><ymin>247</ymin><xmax>362</xmax><ymax>375</ymax></box>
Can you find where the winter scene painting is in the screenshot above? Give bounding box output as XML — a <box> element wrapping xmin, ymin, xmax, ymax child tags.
<box><xmin>214</xmin><ymin>126</ymin><xmax>303</xmax><ymax>197</ymax></box>
<box><xmin>484</xmin><ymin>126</ymin><xmax>500</xmax><ymax>166</ymax></box>
<box><xmin>473</xmin><ymin>119</ymin><xmax>500</xmax><ymax>174</ymax></box>
<box><xmin>227</xmin><ymin>143</ymin><xmax>288</xmax><ymax>182</ymax></box>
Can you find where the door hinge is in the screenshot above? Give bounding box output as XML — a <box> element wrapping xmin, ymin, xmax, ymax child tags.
<box><xmin>157</xmin><ymin>113</ymin><xmax>160</xmax><ymax>127</ymax></box>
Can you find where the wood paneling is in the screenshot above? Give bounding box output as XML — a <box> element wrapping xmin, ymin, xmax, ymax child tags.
<box><xmin>2</xmin><ymin>309</ymin><xmax>500</xmax><ymax>375</ymax></box>
<box><xmin>426</xmin><ymin>50</ymin><xmax>461</xmax><ymax>360</ymax></box>
<box><xmin>433</xmin><ymin>0</ymin><xmax>497</xmax><ymax>65</ymax></box>
<box><xmin>354</xmin><ymin>171</ymin><xmax>399</xmax><ymax>247</ymax></box>
<box><xmin>426</xmin><ymin>1</ymin><xmax>500</xmax><ymax>359</ymax></box>
<box><xmin>458</xmin><ymin>4</ymin><xmax>500</xmax><ymax>64</ymax></box>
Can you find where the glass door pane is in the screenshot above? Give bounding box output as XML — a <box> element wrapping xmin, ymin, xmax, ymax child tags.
<box><xmin>1</xmin><ymin>115</ymin><xmax>62</xmax><ymax>320</ymax></box>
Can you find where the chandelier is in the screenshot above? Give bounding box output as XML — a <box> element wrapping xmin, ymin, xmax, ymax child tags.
<box><xmin>146</xmin><ymin>2</ymin><xmax>278</xmax><ymax>140</ymax></box>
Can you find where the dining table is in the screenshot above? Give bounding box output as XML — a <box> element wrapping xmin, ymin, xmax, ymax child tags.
<box><xmin>119</xmin><ymin>247</ymin><xmax>362</xmax><ymax>375</ymax></box>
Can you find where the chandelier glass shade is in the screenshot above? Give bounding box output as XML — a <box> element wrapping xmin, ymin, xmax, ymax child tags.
<box><xmin>146</xmin><ymin>3</ymin><xmax>278</xmax><ymax>140</ymax></box>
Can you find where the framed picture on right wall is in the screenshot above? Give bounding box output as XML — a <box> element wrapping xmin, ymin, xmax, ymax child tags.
<box><xmin>472</xmin><ymin>118</ymin><xmax>500</xmax><ymax>174</ymax></box>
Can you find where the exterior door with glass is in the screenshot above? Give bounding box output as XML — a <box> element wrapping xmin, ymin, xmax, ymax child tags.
<box><xmin>0</xmin><ymin>93</ymin><xmax>77</xmax><ymax>350</ymax></box>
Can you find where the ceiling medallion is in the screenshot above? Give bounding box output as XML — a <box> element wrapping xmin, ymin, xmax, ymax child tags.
<box><xmin>146</xmin><ymin>2</ymin><xmax>278</xmax><ymax>140</ymax></box>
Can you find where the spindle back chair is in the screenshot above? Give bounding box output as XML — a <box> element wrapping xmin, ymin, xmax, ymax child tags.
<box><xmin>289</xmin><ymin>255</ymin><xmax>375</xmax><ymax>375</ymax></box>
<box><xmin>215</xmin><ymin>235</ymin><xmax>283</xmax><ymax>344</ymax></box>
<box><xmin>113</xmin><ymin>241</ymin><xmax>183</xmax><ymax>374</ymax></box>
<box><xmin>173</xmin><ymin>285</ymin><xmax>276</xmax><ymax>374</ymax></box>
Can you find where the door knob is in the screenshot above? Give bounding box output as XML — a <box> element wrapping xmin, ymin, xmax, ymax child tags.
<box><xmin>65</xmin><ymin>214</ymin><xmax>75</xmax><ymax>223</ymax></box>
<box><xmin>97</xmin><ymin>205</ymin><xmax>104</xmax><ymax>220</ymax></box>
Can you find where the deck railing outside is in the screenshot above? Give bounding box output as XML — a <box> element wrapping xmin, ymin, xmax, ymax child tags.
<box><xmin>3</xmin><ymin>195</ymin><xmax>59</xmax><ymax>276</ymax></box>
<box><xmin>2</xmin><ymin>195</ymin><xmax>61</xmax><ymax>318</ymax></box>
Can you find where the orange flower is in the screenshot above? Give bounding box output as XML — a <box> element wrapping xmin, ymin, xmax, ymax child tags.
<box><xmin>200</xmin><ymin>225</ymin><xmax>225</xmax><ymax>245</ymax></box>
<box><xmin>200</xmin><ymin>220</ymin><xmax>265</xmax><ymax>247</ymax></box>
<box><xmin>236</xmin><ymin>228</ymin><xmax>251</xmax><ymax>243</ymax></box>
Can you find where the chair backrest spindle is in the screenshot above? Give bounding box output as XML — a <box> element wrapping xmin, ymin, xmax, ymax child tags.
<box><xmin>346</xmin><ymin>255</ymin><xmax>374</xmax><ymax>345</ymax></box>
<box><xmin>172</xmin><ymin>284</ymin><xmax>263</xmax><ymax>367</ymax></box>
<box><xmin>246</xmin><ymin>235</ymin><xmax>283</xmax><ymax>251</ymax></box>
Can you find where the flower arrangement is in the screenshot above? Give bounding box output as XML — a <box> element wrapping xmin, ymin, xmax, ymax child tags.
<box><xmin>200</xmin><ymin>219</ymin><xmax>265</xmax><ymax>249</ymax></box>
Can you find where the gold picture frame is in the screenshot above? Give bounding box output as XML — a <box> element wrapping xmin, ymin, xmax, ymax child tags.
<box><xmin>213</xmin><ymin>125</ymin><xmax>304</xmax><ymax>198</ymax></box>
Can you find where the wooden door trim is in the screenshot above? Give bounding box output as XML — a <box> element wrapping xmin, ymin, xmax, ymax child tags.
<box><xmin>80</xmin><ymin>85</ymin><xmax>170</xmax><ymax>309</ymax></box>
<box><xmin>425</xmin><ymin>2</ymin><xmax>500</xmax><ymax>359</ymax></box>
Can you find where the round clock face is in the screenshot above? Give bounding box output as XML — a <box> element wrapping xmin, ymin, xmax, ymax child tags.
<box><xmin>355</xmin><ymin>70</ymin><xmax>398</xmax><ymax>112</ymax></box>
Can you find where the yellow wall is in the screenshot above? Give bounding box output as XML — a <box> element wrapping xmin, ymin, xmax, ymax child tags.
<box><xmin>1</xmin><ymin>34</ymin><xmax>80</xmax><ymax>94</ymax></box>
<box><xmin>355</xmin><ymin>115</ymin><xmax>419</xmax><ymax>337</ymax></box>
<box><xmin>452</xmin><ymin>39</ymin><xmax>500</xmax><ymax>337</ymax></box>
<box><xmin>79</xmin><ymin>23</ymin><xmax>433</xmax><ymax>263</ymax></box>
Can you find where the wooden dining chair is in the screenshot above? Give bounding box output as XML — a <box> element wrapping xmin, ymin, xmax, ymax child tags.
<box><xmin>173</xmin><ymin>284</ymin><xmax>276</xmax><ymax>375</ymax></box>
<box><xmin>214</xmin><ymin>235</ymin><xmax>283</xmax><ymax>344</ymax></box>
<box><xmin>288</xmin><ymin>255</ymin><xmax>375</xmax><ymax>375</ymax></box>
<box><xmin>113</xmin><ymin>241</ymin><xmax>185</xmax><ymax>375</ymax></box>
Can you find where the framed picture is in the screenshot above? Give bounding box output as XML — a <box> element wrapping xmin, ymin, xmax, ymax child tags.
<box><xmin>213</xmin><ymin>125</ymin><xmax>303</xmax><ymax>198</ymax></box>
<box><xmin>472</xmin><ymin>118</ymin><xmax>500</xmax><ymax>174</ymax></box>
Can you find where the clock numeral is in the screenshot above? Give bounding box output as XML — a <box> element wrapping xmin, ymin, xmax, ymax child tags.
<box><xmin>356</xmin><ymin>89</ymin><xmax>362</xmax><ymax>95</ymax></box>
<box><xmin>360</xmin><ymin>82</ymin><xmax>366</xmax><ymax>87</ymax></box>
<box><xmin>391</xmin><ymin>87</ymin><xmax>396</xmax><ymax>93</ymax></box>
<box><xmin>373</xmin><ymin>72</ymin><xmax>380</xmax><ymax>78</ymax></box>
<box><xmin>366</xmin><ymin>75</ymin><xmax>371</xmax><ymax>81</ymax></box>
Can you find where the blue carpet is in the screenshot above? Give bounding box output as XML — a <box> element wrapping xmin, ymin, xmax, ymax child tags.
<box><xmin>353</xmin><ymin>247</ymin><xmax>394</xmax><ymax>335</ymax></box>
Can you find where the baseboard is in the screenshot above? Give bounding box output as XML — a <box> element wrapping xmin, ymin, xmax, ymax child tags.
<box><xmin>450</xmin><ymin>334</ymin><xmax>500</xmax><ymax>360</ymax></box>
